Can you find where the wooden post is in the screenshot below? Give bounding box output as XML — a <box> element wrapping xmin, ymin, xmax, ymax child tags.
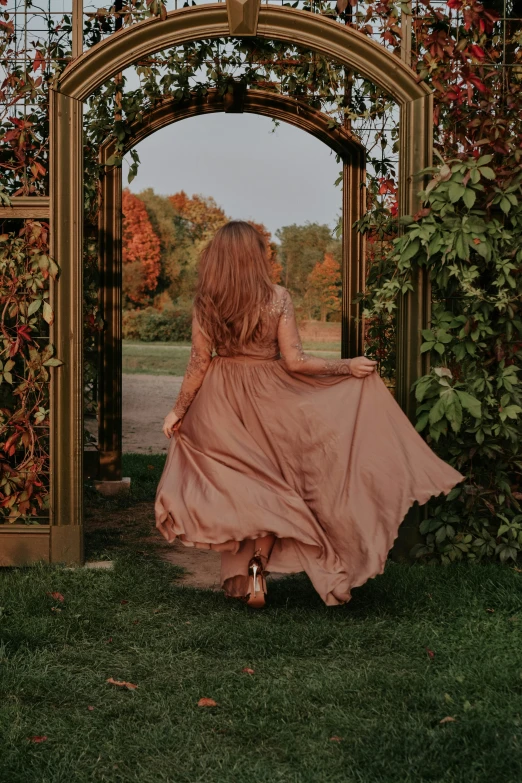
<box><xmin>97</xmin><ymin>163</ymin><xmax>123</xmax><ymax>481</ymax></box>
<box><xmin>341</xmin><ymin>149</ymin><xmax>366</xmax><ymax>359</ymax></box>
<box><xmin>49</xmin><ymin>89</ymin><xmax>84</xmax><ymax>564</ymax></box>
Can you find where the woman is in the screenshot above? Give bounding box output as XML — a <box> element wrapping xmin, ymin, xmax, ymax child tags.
<box><xmin>155</xmin><ymin>221</ymin><xmax>464</xmax><ymax>608</ymax></box>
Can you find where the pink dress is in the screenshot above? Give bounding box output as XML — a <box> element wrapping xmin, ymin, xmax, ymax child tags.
<box><xmin>154</xmin><ymin>285</ymin><xmax>464</xmax><ymax>606</ymax></box>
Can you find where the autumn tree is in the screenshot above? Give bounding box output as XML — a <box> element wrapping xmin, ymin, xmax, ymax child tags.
<box><xmin>122</xmin><ymin>189</ymin><xmax>161</xmax><ymax>308</ymax></box>
<box><xmin>305</xmin><ymin>253</ymin><xmax>341</xmax><ymax>322</ymax></box>
<box><xmin>137</xmin><ymin>188</ymin><xmax>189</xmax><ymax>304</ymax></box>
<box><xmin>169</xmin><ymin>191</ymin><xmax>228</xmax><ymax>241</ymax></box>
<box><xmin>275</xmin><ymin>223</ymin><xmax>341</xmax><ymax>297</ymax></box>
<box><xmin>168</xmin><ymin>191</ymin><xmax>229</xmax><ymax>301</ymax></box>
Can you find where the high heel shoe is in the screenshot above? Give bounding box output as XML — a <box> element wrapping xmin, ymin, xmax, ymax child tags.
<box><xmin>246</xmin><ymin>551</ymin><xmax>268</xmax><ymax>608</ymax></box>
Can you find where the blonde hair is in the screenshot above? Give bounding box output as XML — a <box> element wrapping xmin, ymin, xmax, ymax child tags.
<box><xmin>193</xmin><ymin>221</ymin><xmax>274</xmax><ymax>353</ymax></box>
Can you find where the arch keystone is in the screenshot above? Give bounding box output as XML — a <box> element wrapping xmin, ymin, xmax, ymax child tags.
<box><xmin>227</xmin><ymin>0</ymin><xmax>260</xmax><ymax>35</ymax></box>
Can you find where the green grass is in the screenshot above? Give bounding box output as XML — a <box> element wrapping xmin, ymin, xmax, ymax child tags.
<box><xmin>122</xmin><ymin>341</ymin><xmax>341</xmax><ymax>376</ymax></box>
<box><xmin>2</xmin><ymin>455</ymin><xmax>522</xmax><ymax>783</ymax></box>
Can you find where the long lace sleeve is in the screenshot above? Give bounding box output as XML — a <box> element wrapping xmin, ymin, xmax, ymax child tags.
<box><xmin>172</xmin><ymin>315</ymin><xmax>212</xmax><ymax>418</ymax></box>
<box><xmin>277</xmin><ymin>288</ymin><xmax>353</xmax><ymax>376</ymax></box>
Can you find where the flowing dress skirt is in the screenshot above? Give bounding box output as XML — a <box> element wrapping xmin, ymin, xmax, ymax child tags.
<box><xmin>155</xmin><ymin>355</ymin><xmax>465</xmax><ymax>606</ymax></box>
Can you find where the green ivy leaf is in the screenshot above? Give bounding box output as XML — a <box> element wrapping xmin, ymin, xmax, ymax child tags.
<box><xmin>43</xmin><ymin>302</ymin><xmax>54</xmax><ymax>325</ymax></box>
<box><xmin>429</xmin><ymin>396</ymin><xmax>447</xmax><ymax>425</ymax></box>
<box><xmin>500</xmin><ymin>197</ymin><xmax>511</xmax><ymax>214</ymax></box>
<box><xmin>27</xmin><ymin>298</ymin><xmax>42</xmax><ymax>316</ymax></box>
<box><xmin>456</xmin><ymin>390</ymin><xmax>482</xmax><ymax>418</ymax></box>
<box><xmin>462</xmin><ymin>188</ymin><xmax>476</xmax><ymax>209</ymax></box>
<box><xmin>478</xmin><ymin>166</ymin><xmax>496</xmax><ymax>180</ymax></box>
<box><xmin>401</xmin><ymin>238</ymin><xmax>420</xmax><ymax>261</ymax></box>
<box><xmin>449</xmin><ymin>182</ymin><xmax>466</xmax><ymax>203</ymax></box>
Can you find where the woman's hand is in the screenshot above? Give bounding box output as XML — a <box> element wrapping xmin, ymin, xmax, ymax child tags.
<box><xmin>162</xmin><ymin>411</ymin><xmax>180</xmax><ymax>439</ymax></box>
<box><xmin>349</xmin><ymin>356</ymin><xmax>378</xmax><ymax>379</ymax></box>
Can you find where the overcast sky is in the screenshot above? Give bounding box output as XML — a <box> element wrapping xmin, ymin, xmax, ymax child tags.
<box><xmin>125</xmin><ymin>112</ymin><xmax>343</xmax><ymax>239</ymax></box>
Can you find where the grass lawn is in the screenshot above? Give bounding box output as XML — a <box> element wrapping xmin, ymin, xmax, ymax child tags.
<box><xmin>122</xmin><ymin>341</ymin><xmax>342</xmax><ymax>376</ymax></box>
<box><xmin>2</xmin><ymin>455</ymin><xmax>522</xmax><ymax>783</ymax></box>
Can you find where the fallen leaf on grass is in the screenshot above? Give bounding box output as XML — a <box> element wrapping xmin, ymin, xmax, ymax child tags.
<box><xmin>241</xmin><ymin>668</ymin><xmax>255</xmax><ymax>675</ymax></box>
<box><xmin>147</xmin><ymin>465</ymin><xmax>155</xmax><ymax>470</ymax></box>
<box><xmin>120</xmin><ymin>600</ymin><xmax>129</xmax><ymax>605</ymax></box>
<box><xmin>47</xmin><ymin>592</ymin><xmax>64</xmax><ymax>602</ymax></box>
<box><xmin>439</xmin><ymin>716</ymin><xmax>456</xmax><ymax>724</ymax></box>
<box><xmin>106</xmin><ymin>677</ymin><xmax>138</xmax><ymax>690</ymax></box>
<box><xmin>28</xmin><ymin>736</ymin><xmax>47</xmax><ymax>743</ymax></box>
<box><xmin>197</xmin><ymin>698</ymin><xmax>218</xmax><ymax>707</ymax></box>
<box><xmin>425</xmin><ymin>647</ymin><xmax>435</xmax><ymax>659</ymax></box>
<box><xmin>50</xmin><ymin>607</ymin><xmax>62</xmax><ymax>614</ymax></box>
<box><xmin>485</xmin><ymin>608</ymin><xmax>495</xmax><ymax>613</ymax></box>
<box><xmin>329</xmin><ymin>736</ymin><xmax>343</xmax><ymax>742</ymax></box>
<box><xmin>87</xmin><ymin>706</ymin><xmax>95</xmax><ymax>711</ymax></box>
<box><xmin>105</xmin><ymin>637</ymin><xmax>113</xmax><ymax>644</ymax></box>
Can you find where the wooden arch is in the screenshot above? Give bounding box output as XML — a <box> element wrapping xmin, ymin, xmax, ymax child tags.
<box><xmin>46</xmin><ymin>4</ymin><xmax>432</xmax><ymax>564</ymax></box>
<box><xmin>97</xmin><ymin>89</ymin><xmax>366</xmax><ymax>482</ymax></box>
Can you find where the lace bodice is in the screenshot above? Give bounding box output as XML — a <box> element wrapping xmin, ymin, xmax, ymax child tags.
<box><xmin>171</xmin><ymin>285</ymin><xmax>353</xmax><ymax>418</ymax></box>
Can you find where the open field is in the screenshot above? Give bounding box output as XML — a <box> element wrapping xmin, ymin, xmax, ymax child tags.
<box><xmin>122</xmin><ymin>341</ymin><xmax>342</xmax><ymax>376</ymax></box>
<box><xmin>2</xmin><ymin>453</ymin><xmax>522</xmax><ymax>783</ymax></box>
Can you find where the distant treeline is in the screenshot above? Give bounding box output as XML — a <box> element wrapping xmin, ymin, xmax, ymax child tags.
<box><xmin>122</xmin><ymin>188</ymin><xmax>343</xmax><ymax>323</ymax></box>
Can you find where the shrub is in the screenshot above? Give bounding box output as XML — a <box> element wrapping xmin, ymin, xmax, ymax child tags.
<box><xmin>122</xmin><ymin>307</ymin><xmax>192</xmax><ymax>342</ymax></box>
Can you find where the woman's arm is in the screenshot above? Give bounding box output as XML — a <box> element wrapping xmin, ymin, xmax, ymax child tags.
<box><xmin>162</xmin><ymin>315</ymin><xmax>212</xmax><ymax>437</ymax></box>
<box><xmin>277</xmin><ymin>288</ymin><xmax>377</xmax><ymax>378</ymax></box>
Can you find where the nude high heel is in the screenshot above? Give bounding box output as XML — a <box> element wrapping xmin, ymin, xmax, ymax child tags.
<box><xmin>246</xmin><ymin>550</ymin><xmax>268</xmax><ymax>608</ymax></box>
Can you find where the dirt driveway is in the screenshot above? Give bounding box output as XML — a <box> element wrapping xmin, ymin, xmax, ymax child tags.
<box><xmin>122</xmin><ymin>374</ymin><xmax>183</xmax><ymax>453</ymax></box>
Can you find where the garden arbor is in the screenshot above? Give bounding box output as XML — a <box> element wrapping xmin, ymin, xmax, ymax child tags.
<box><xmin>2</xmin><ymin>1</ymin><xmax>433</xmax><ymax>565</ymax></box>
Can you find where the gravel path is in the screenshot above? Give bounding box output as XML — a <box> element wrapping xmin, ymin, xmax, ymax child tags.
<box><xmin>122</xmin><ymin>374</ymin><xmax>183</xmax><ymax>453</ymax></box>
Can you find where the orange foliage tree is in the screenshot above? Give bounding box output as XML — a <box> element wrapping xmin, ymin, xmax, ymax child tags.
<box><xmin>305</xmin><ymin>253</ymin><xmax>341</xmax><ymax>322</ymax></box>
<box><xmin>122</xmin><ymin>189</ymin><xmax>161</xmax><ymax>307</ymax></box>
<box><xmin>169</xmin><ymin>191</ymin><xmax>228</xmax><ymax>240</ymax></box>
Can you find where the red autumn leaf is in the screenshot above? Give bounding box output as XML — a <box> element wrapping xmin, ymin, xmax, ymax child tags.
<box><xmin>28</xmin><ymin>735</ymin><xmax>47</xmax><ymax>743</ymax></box>
<box><xmin>120</xmin><ymin>599</ymin><xmax>128</xmax><ymax>605</ymax></box>
<box><xmin>330</xmin><ymin>736</ymin><xmax>343</xmax><ymax>742</ymax></box>
<box><xmin>241</xmin><ymin>667</ymin><xmax>255</xmax><ymax>675</ymax></box>
<box><xmin>197</xmin><ymin>698</ymin><xmax>218</xmax><ymax>707</ymax></box>
<box><xmin>469</xmin><ymin>45</ymin><xmax>485</xmax><ymax>60</ymax></box>
<box><xmin>47</xmin><ymin>591</ymin><xmax>64</xmax><ymax>602</ymax></box>
<box><xmin>87</xmin><ymin>706</ymin><xmax>95</xmax><ymax>711</ymax></box>
<box><xmin>33</xmin><ymin>51</ymin><xmax>45</xmax><ymax>72</ymax></box>
<box><xmin>17</xmin><ymin>324</ymin><xmax>32</xmax><ymax>342</ymax></box>
<box><xmin>468</xmin><ymin>75</ymin><xmax>487</xmax><ymax>93</ymax></box>
<box><xmin>426</xmin><ymin>647</ymin><xmax>435</xmax><ymax>659</ymax></box>
<box><xmin>106</xmin><ymin>677</ymin><xmax>138</xmax><ymax>690</ymax></box>
<box><xmin>439</xmin><ymin>716</ymin><xmax>456</xmax><ymax>724</ymax></box>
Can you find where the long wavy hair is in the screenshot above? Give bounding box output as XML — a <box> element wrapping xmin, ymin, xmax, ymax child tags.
<box><xmin>193</xmin><ymin>221</ymin><xmax>274</xmax><ymax>353</ymax></box>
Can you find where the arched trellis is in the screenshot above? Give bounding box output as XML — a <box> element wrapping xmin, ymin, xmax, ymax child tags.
<box><xmin>96</xmin><ymin>88</ymin><xmax>366</xmax><ymax>482</ymax></box>
<box><xmin>43</xmin><ymin>3</ymin><xmax>432</xmax><ymax>564</ymax></box>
